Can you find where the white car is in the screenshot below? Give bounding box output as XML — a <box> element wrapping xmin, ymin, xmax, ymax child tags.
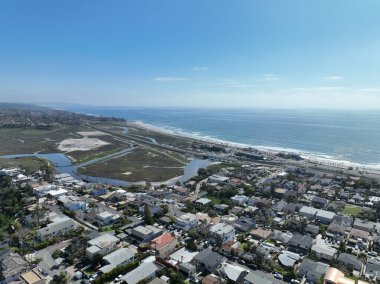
<box><xmin>273</xmin><ymin>273</ymin><xmax>283</xmax><ymax>280</ymax></box>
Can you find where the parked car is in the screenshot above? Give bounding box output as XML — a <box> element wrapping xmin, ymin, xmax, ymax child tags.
<box><xmin>273</xmin><ymin>272</ymin><xmax>283</xmax><ymax>280</ymax></box>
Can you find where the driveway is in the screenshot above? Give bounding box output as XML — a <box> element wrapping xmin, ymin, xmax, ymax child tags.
<box><xmin>35</xmin><ymin>240</ymin><xmax>71</xmax><ymax>276</ymax></box>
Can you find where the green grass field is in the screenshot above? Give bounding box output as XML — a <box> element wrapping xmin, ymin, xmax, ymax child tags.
<box><xmin>342</xmin><ymin>205</ymin><xmax>362</xmax><ymax>216</ymax></box>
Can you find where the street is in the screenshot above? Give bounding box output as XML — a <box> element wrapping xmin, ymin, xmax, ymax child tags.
<box><xmin>34</xmin><ymin>240</ymin><xmax>71</xmax><ymax>276</ymax></box>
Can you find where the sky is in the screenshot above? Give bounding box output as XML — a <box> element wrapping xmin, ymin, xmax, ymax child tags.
<box><xmin>1</xmin><ymin>0</ymin><xmax>380</xmax><ymax>109</ymax></box>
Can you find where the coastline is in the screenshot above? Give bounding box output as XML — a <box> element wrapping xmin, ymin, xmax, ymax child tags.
<box><xmin>127</xmin><ymin>120</ymin><xmax>380</xmax><ymax>177</ymax></box>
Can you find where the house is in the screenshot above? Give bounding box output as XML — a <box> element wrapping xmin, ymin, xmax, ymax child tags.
<box><xmin>353</xmin><ymin>219</ymin><xmax>375</xmax><ymax>233</ymax></box>
<box><xmin>139</xmin><ymin>203</ymin><xmax>162</xmax><ymax>216</ymax></box>
<box><xmin>298</xmin><ymin>259</ymin><xmax>329</xmax><ymax>283</ymax></box>
<box><xmin>270</xmin><ymin>230</ymin><xmax>293</xmax><ymax>245</ymax></box>
<box><xmin>274</xmin><ymin>188</ymin><xmax>287</xmax><ymax>198</ymax></box>
<box><xmin>311</xmin><ymin>239</ymin><xmax>337</xmax><ymax>261</ymax></box>
<box><xmin>121</xmin><ymin>262</ymin><xmax>162</xmax><ymax>284</ymax></box>
<box><xmin>333</xmin><ymin>215</ymin><xmax>353</xmax><ymax>231</ymax></box>
<box><xmin>194</xmin><ymin>198</ymin><xmax>212</xmax><ymax>209</ymax></box>
<box><xmin>20</xmin><ymin>270</ymin><xmax>46</xmax><ymax>284</ymax></box>
<box><xmin>305</xmin><ymin>224</ymin><xmax>320</xmax><ymax>236</ymax></box>
<box><xmin>278</xmin><ymin>251</ymin><xmax>300</xmax><ymax>267</ymax></box>
<box><xmin>324</xmin><ymin>267</ymin><xmax>368</xmax><ymax>284</ymax></box>
<box><xmin>251</xmin><ymin>198</ymin><xmax>272</xmax><ymax>208</ymax></box>
<box><xmin>100</xmin><ymin>248</ymin><xmax>135</xmax><ymax>274</ymax></box>
<box><xmin>34</xmin><ymin>184</ymin><xmax>56</xmax><ymax>196</ymax></box>
<box><xmin>174</xmin><ymin>213</ymin><xmax>198</xmax><ymax>231</ymax></box>
<box><xmin>202</xmin><ymin>274</ymin><xmax>221</xmax><ymax>284</ymax></box>
<box><xmin>273</xmin><ymin>200</ymin><xmax>288</xmax><ymax>212</ymax></box>
<box><xmin>90</xmin><ymin>187</ymin><xmax>108</xmax><ymax>196</ymax></box>
<box><xmin>131</xmin><ymin>225</ymin><xmax>163</xmax><ymax>243</ymax></box>
<box><xmin>232</xmin><ymin>218</ymin><xmax>256</xmax><ymax>232</ymax></box>
<box><xmin>214</xmin><ymin>204</ymin><xmax>229</xmax><ymax>214</ymax></box>
<box><xmin>348</xmin><ymin>228</ymin><xmax>369</xmax><ymax>249</ymax></box>
<box><xmin>36</xmin><ymin>216</ymin><xmax>76</xmax><ymax>240</ymax></box>
<box><xmin>337</xmin><ymin>253</ymin><xmax>363</xmax><ymax>272</ymax></box>
<box><xmin>288</xmin><ymin>234</ymin><xmax>314</xmax><ymax>255</ymax></box>
<box><xmin>221</xmin><ymin>241</ymin><xmax>243</xmax><ymax>256</ymax></box>
<box><xmin>315</xmin><ymin>210</ymin><xmax>336</xmax><ymax>224</ymax></box>
<box><xmin>208</xmin><ymin>175</ymin><xmax>229</xmax><ymax>184</ymax></box>
<box><xmin>231</xmin><ymin>195</ymin><xmax>249</xmax><ymax>205</ymax></box>
<box><xmin>283</xmin><ymin>202</ymin><xmax>302</xmax><ymax>214</ymax></box>
<box><xmin>86</xmin><ymin>234</ymin><xmax>119</xmax><ymax>259</ymax></box>
<box><xmin>192</xmin><ymin>247</ymin><xmax>223</xmax><ymax>273</ymax></box>
<box><xmin>0</xmin><ymin>251</ymin><xmax>28</xmax><ymax>284</ymax></box>
<box><xmin>58</xmin><ymin>195</ymin><xmax>88</xmax><ymax>211</ymax></box>
<box><xmin>169</xmin><ymin>247</ymin><xmax>198</xmax><ymax>266</ymax></box>
<box><xmin>312</xmin><ymin>196</ymin><xmax>328</xmax><ymax>208</ymax></box>
<box><xmin>219</xmin><ymin>262</ymin><xmax>247</xmax><ymax>283</ymax></box>
<box><xmin>151</xmin><ymin>233</ymin><xmax>177</xmax><ymax>259</ymax></box>
<box><xmin>0</xmin><ymin>167</ymin><xmax>21</xmax><ymax>177</ymax></box>
<box><xmin>47</xmin><ymin>188</ymin><xmax>69</xmax><ymax>198</ymax></box>
<box><xmin>326</xmin><ymin>222</ymin><xmax>346</xmax><ymax>241</ymax></box>
<box><xmin>242</xmin><ymin>271</ymin><xmax>273</xmax><ymax>284</ymax></box>
<box><xmin>249</xmin><ymin>228</ymin><xmax>272</xmax><ymax>240</ymax></box>
<box><xmin>95</xmin><ymin>211</ymin><xmax>120</xmax><ymax>226</ymax></box>
<box><xmin>299</xmin><ymin>206</ymin><xmax>319</xmax><ymax>219</ymax></box>
<box><xmin>209</xmin><ymin>223</ymin><xmax>235</xmax><ymax>244</ymax></box>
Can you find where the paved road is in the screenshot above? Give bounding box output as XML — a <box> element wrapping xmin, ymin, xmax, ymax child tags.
<box><xmin>35</xmin><ymin>240</ymin><xmax>71</xmax><ymax>276</ymax></box>
<box><xmin>253</xmin><ymin>270</ymin><xmax>288</xmax><ymax>284</ymax></box>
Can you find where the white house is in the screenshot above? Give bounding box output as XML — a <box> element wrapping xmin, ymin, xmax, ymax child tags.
<box><xmin>96</xmin><ymin>211</ymin><xmax>120</xmax><ymax>226</ymax></box>
<box><xmin>121</xmin><ymin>262</ymin><xmax>161</xmax><ymax>284</ymax></box>
<box><xmin>174</xmin><ymin>213</ymin><xmax>198</xmax><ymax>231</ymax></box>
<box><xmin>210</xmin><ymin>223</ymin><xmax>235</xmax><ymax>244</ymax></box>
<box><xmin>100</xmin><ymin>248</ymin><xmax>135</xmax><ymax>274</ymax></box>
<box><xmin>59</xmin><ymin>195</ymin><xmax>88</xmax><ymax>211</ymax></box>
<box><xmin>315</xmin><ymin>210</ymin><xmax>336</xmax><ymax>225</ymax></box>
<box><xmin>34</xmin><ymin>184</ymin><xmax>56</xmax><ymax>196</ymax></box>
<box><xmin>36</xmin><ymin>216</ymin><xmax>76</xmax><ymax>240</ymax></box>
<box><xmin>299</xmin><ymin>206</ymin><xmax>319</xmax><ymax>219</ymax></box>
<box><xmin>231</xmin><ymin>195</ymin><xmax>249</xmax><ymax>205</ymax></box>
<box><xmin>311</xmin><ymin>239</ymin><xmax>337</xmax><ymax>261</ymax></box>
<box><xmin>86</xmin><ymin>234</ymin><xmax>119</xmax><ymax>259</ymax></box>
<box><xmin>208</xmin><ymin>175</ymin><xmax>229</xmax><ymax>184</ymax></box>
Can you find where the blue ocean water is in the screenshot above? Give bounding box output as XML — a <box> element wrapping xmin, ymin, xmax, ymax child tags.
<box><xmin>64</xmin><ymin>106</ymin><xmax>380</xmax><ymax>166</ymax></box>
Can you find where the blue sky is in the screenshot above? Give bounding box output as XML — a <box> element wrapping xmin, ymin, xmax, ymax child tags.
<box><xmin>1</xmin><ymin>0</ymin><xmax>380</xmax><ymax>108</ymax></box>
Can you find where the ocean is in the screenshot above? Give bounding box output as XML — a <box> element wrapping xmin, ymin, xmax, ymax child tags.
<box><xmin>63</xmin><ymin>106</ymin><xmax>380</xmax><ymax>168</ymax></box>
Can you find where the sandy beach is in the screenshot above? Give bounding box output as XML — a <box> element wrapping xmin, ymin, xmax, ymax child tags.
<box><xmin>127</xmin><ymin>121</ymin><xmax>380</xmax><ymax>181</ymax></box>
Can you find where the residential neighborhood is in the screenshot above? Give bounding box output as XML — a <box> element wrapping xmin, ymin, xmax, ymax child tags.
<box><xmin>1</xmin><ymin>159</ymin><xmax>380</xmax><ymax>284</ymax></box>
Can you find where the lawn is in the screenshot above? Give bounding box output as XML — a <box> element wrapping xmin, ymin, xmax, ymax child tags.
<box><xmin>207</xmin><ymin>195</ymin><xmax>221</xmax><ymax>205</ymax></box>
<box><xmin>342</xmin><ymin>205</ymin><xmax>362</xmax><ymax>216</ymax></box>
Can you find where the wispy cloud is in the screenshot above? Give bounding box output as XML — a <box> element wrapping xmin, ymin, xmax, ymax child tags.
<box><xmin>192</xmin><ymin>66</ymin><xmax>209</xmax><ymax>71</ymax></box>
<box><xmin>325</xmin><ymin>75</ymin><xmax>343</xmax><ymax>80</ymax></box>
<box><xmin>261</xmin><ymin>73</ymin><xmax>280</xmax><ymax>81</ymax></box>
<box><xmin>219</xmin><ymin>79</ymin><xmax>251</xmax><ymax>88</ymax></box>
<box><xmin>153</xmin><ymin>77</ymin><xmax>190</xmax><ymax>82</ymax></box>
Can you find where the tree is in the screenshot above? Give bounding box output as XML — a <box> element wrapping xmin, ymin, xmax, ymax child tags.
<box><xmin>40</xmin><ymin>163</ymin><xmax>54</xmax><ymax>182</ymax></box>
<box><xmin>186</xmin><ymin>239</ymin><xmax>197</xmax><ymax>251</ymax></box>
<box><xmin>215</xmin><ymin>235</ymin><xmax>223</xmax><ymax>249</ymax></box>
<box><xmin>51</xmin><ymin>273</ymin><xmax>68</xmax><ymax>284</ymax></box>
<box><xmin>144</xmin><ymin>204</ymin><xmax>153</xmax><ymax>225</ymax></box>
<box><xmin>91</xmin><ymin>253</ymin><xmax>103</xmax><ymax>267</ymax></box>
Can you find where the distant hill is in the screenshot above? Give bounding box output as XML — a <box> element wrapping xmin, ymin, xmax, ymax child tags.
<box><xmin>0</xmin><ymin>102</ymin><xmax>48</xmax><ymax>110</ymax></box>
